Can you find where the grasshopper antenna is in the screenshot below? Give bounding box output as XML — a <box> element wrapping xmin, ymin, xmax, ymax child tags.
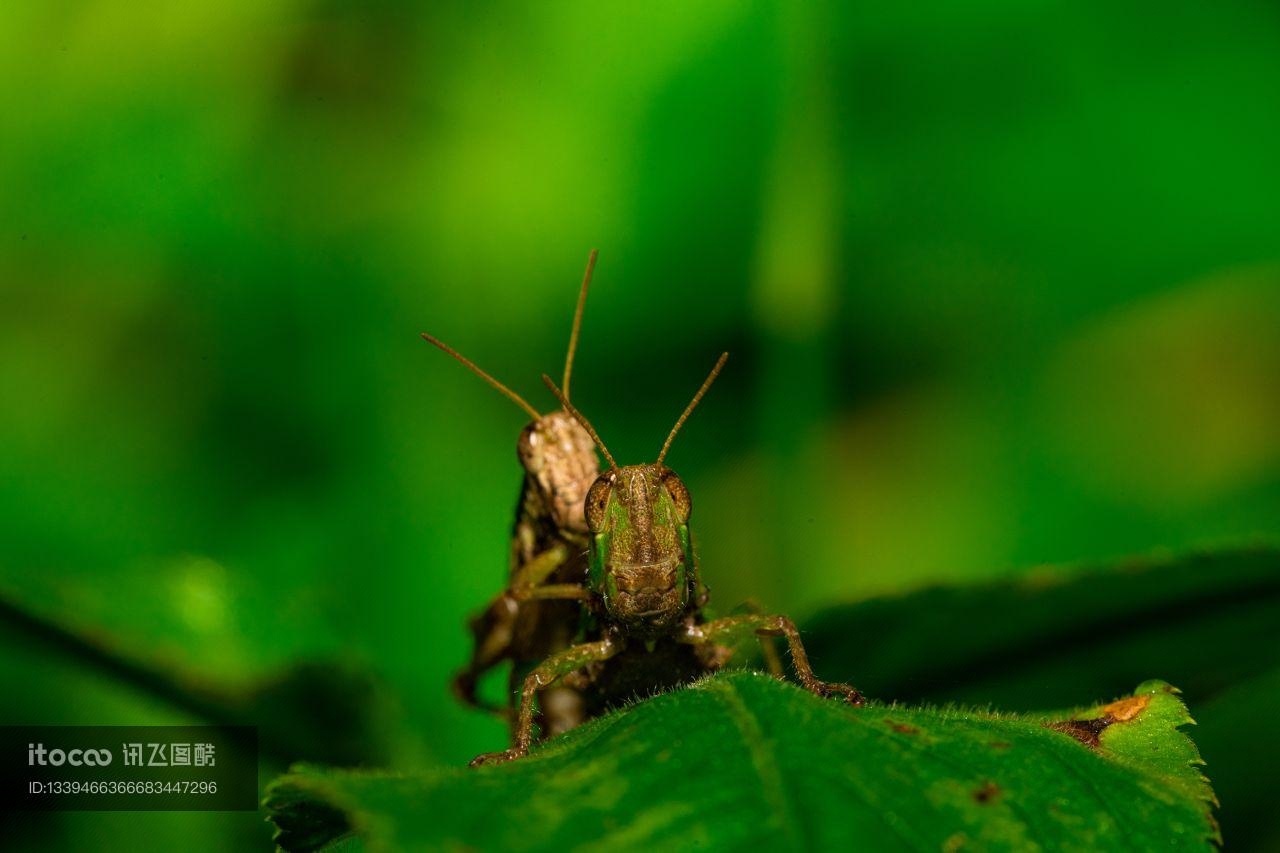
<box><xmin>421</xmin><ymin>332</ymin><xmax>542</xmax><ymax>421</ymax></box>
<box><xmin>657</xmin><ymin>352</ymin><xmax>729</xmax><ymax>465</ymax></box>
<box><xmin>561</xmin><ymin>249</ymin><xmax>598</xmax><ymax>402</ymax></box>
<box><xmin>542</xmin><ymin>374</ymin><xmax>618</xmax><ymax>471</ymax></box>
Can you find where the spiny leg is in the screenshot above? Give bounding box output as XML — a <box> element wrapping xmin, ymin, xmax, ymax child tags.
<box><xmin>470</xmin><ymin>635</ymin><xmax>621</xmax><ymax>767</ymax></box>
<box><xmin>681</xmin><ymin>614</ymin><xmax>862</xmax><ymax>704</ymax></box>
<box><xmin>452</xmin><ymin>544</ymin><xmax>572</xmax><ymax>711</ymax></box>
<box><xmin>504</xmin><ymin>663</ymin><xmax>585</xmax><ymax>742</ymax></box>
<box><xmin>507</xmin><ymin>552</ymin><xmax>591</xmax><ymax>732</ymax></box>
<box><xmin>501</xmin><ymin>576</ymin><xmax>592</xmax><ymax>739</ymax></box>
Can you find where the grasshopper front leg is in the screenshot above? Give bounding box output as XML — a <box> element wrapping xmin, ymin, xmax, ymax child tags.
<box><xmin>452</xmin><ymin>544</ymin><xmax>574</xmax><ymax>711</ymax></box>
<box><xmin>470</xmin><ymin>634</ymin><xmax>622</xmax><ymax>767</ymax></box>
<box><xmin>680</xmin><ymin>614</ymin><xmax>863</xmax><ymax>705</ymax></box>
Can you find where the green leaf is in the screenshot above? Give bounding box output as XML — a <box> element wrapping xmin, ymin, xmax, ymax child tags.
<box><xmin>265</xmin><ymin>673</ymin><xmax>1215</xmax><ymax>852</ymax></box>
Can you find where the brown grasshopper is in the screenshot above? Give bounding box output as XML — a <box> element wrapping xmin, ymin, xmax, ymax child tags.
<box><xmin>470</xmin><ymin>354</ymin><xmax>863</xmax><ymax>766</ymax></box>
<box><xmin>421</xmin><ymin>251</ymin><xmax>605</xmax><ymax>737</ymax></box>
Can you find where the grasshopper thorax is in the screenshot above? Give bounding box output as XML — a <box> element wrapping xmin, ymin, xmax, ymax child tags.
<box><xmin>585</xmin><ymin>464</ymin><xmax>693</xmax><ymax>636</ymax></box>
<box><xmin>517</xmin><ymin>411</ymin><xmax>600</xmax><ymax>537</ymax></box>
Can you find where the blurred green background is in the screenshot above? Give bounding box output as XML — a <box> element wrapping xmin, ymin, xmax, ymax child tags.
<box><xmin>2</xmin><ymin>1</ymin><xmax>1278</xmax><ymax>849</ymax></box>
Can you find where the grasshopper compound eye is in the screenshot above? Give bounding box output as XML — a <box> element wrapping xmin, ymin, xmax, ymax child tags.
<box><xmin>661</xmin><ymin>469</ymin><xmax>691</xmax><ymax>523</ymax></box>
<box><xmin>585</xmin><ymin>474</ymin><xmax>613</xmax><ymax>533</ymax></box>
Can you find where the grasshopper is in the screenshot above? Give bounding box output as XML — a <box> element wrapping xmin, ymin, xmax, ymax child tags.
<box><xmin>421</xmin><ymin>251</ymin><xmax>605</xmax><ymax>737</ymax></box>
<box><xmin>470</xmin><ymin>354</ymin><xmax>863</xmax><ymax>766</ymax></box>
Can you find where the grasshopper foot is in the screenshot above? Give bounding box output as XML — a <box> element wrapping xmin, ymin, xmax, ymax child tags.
<box><xmin>803</xmin><ymin>679</ymin><xmax>864</xmax><ymax>706</ymax></box>
<box><xmin>469</xmin><ymin>747</ymin><xmax>525</xmax><ymax>768</ymax></box>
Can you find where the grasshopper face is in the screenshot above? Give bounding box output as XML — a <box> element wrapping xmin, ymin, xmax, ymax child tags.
<box><xmin>585</xmin><ymin>464</ymin><xmax>694</xmax><ymax>634</ymax></box>
<box><xmin>542</xmin><ymin>351</ymin><xmax>726</xmax><ymax>637</ymax></box>
<box><xmin>517</xmin><ymin>412</ymin><xmax>600</xmax><ymax>536</ymax></box>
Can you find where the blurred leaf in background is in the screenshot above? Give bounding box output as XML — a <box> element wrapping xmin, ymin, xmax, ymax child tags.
<box><xmin>1</xmin><ymin>0</ymin><xmax>1278</xmax><ymax>850</ymax></box>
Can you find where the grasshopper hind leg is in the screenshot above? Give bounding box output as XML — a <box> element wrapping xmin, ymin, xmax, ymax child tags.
<box><xmin>453</xmin><ymin>544</ymin><xmax>576</xmax><ymax>717</ymax></box>
<box><xmin>452</xmin><ymin>592</ymin><xmax>521</xmax><ymax>717</ymax></box>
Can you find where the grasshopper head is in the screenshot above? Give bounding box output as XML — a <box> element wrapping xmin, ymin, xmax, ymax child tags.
<box><xmin>584</xmin><ymin>464</ymin><xmax>693</xmax><ymax>633</ymax></box>
<box><xmin>422</xmin><ymin>250</ymin><xmax>602</xmax><ymax>537</ymax></box>
<box><xmin>517</xmin><ymin>412</ymin><xmax>600</xmax><ymax>535</ymax></box>
<box><xmin>543</xmin><ymin>352</ymin><xmax>728</xmax><ymax>637</ymax></box>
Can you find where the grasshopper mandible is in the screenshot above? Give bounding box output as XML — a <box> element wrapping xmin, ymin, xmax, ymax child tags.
<box><xmin>421</xmin><ymin>251</ymin><xmax>604</xmax><ymax>737</ymax></box>
<box><xmin>470</xmin><ymin>354</ymin><xmax>863</xmax><ymax>766</ymax></box>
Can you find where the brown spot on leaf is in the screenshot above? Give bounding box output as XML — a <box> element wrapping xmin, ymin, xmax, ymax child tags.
<box><xmin>973</xmin><ymin>781</ymin><xmax>1001</xmax><ymax>804</ymax></box>
<box><xmin>1101</xmin><ymin>694</ymin><xmax>1150</xmax><ymax>722</ymax></box>
<box><xmin>1047</xmin><ymin>716</ymin><xmax>1111</xmax><ymax>748</ymax></box>
<box><xmin>886</xmin><ymin>719</ymin><xmax>919</xmax><ymax>735</ymax></box>
<box><xmin>989</xmin><ymin>741</ymin><xmax>1011</xmax><ymax>750</ymax></box>
<box><xmin>1047</xmin><ymin>693</ymin><xmax>1152</xmax><ymax>748</ymax></box>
